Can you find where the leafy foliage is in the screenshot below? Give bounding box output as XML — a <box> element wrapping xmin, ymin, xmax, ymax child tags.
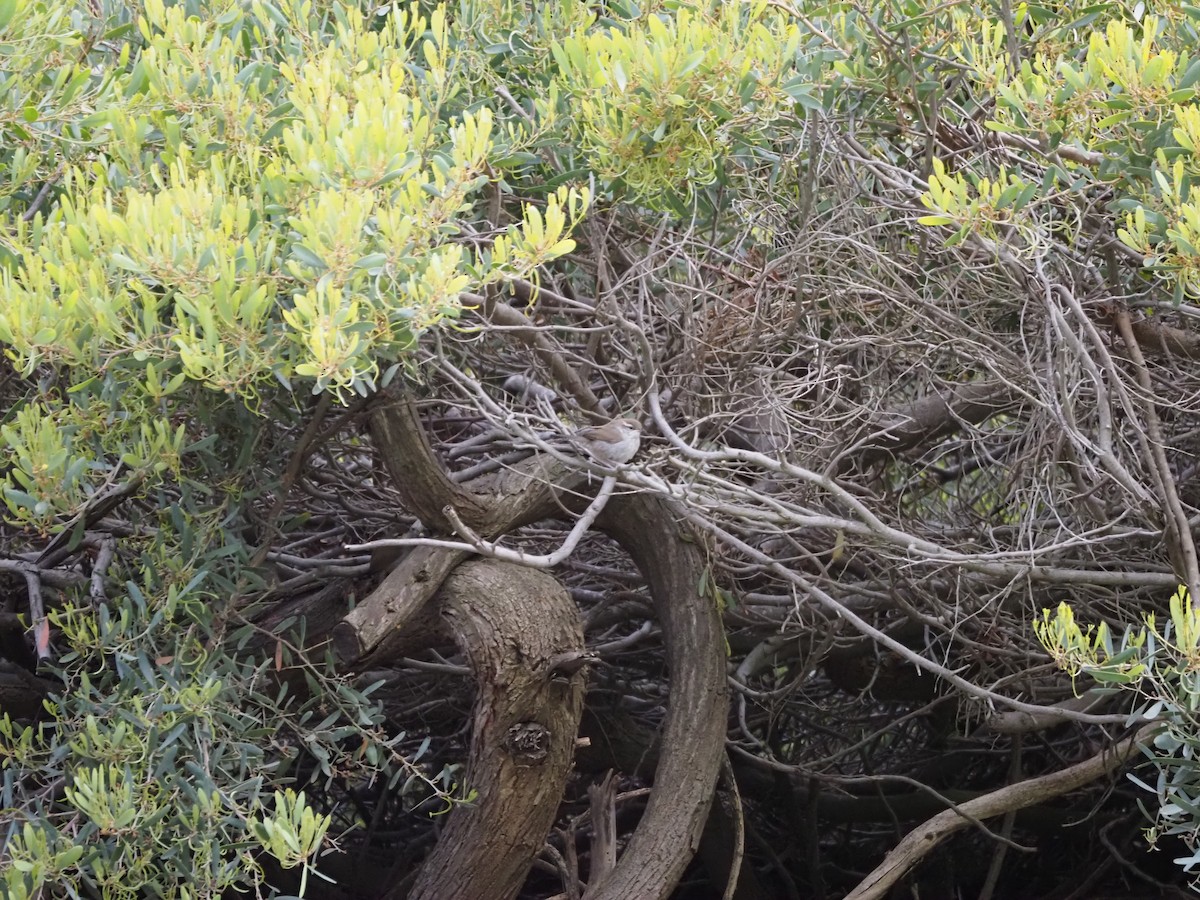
<box><xmin>551</xmin><ymin>1</ymin><xmax>802</xmax><ymax>208</ymax></box>
<box><xmin>1036</xmin><ymin>587</ymin><xmax>1200</xmax><ymax>877</ymax></box>
<box><xmin>0</xmin><ymin>0</ymin><xmax>570</xmax><ymax>894</ymax></box>
<box><xmin>0</xmin><ymin>526</ymin><xmax>423</xmax><ymax>899</ymax></box>
<box><xmin>9</xmin><ymin>0</ymin><xmax>1200</xmax><ymax>895</ymax></box>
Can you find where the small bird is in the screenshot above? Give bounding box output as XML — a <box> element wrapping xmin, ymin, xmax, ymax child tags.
<box><xmin>568</xmin><ymin>417</ymin><xmax>642</xmax><ymax>466</ymax></box>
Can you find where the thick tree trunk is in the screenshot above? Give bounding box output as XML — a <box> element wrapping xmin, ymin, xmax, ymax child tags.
<box><xmin>583</xmin><ymin>493</ymin><xmax>729</xmax><ymax>900</ymax></box>
<box><xmin>393</xmin><ymin>560</ymin><xmax>587</xmax><ymax>900</ymax></box>
<box><xmin>333</xmin><ymin>390</ymin><xmax>730</xmax><ymax>900</ymax></box>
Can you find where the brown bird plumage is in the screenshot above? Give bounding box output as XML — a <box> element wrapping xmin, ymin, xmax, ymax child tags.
<box><xmin>570</xmin><ymin>417</ymin><xmax>642</xmax><ymax>465</ymax></box>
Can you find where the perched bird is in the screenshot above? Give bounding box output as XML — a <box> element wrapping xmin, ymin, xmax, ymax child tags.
<box><xmin>568</xmin><ymin>417</ymin><xmax>642</xmax><ymax>466</ymax></box>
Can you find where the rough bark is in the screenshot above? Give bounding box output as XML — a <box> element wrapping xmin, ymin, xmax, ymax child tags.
<box><xmin>338</xmin><ymin>385</ymin><xmax>609</xmax><ymax>669</ymax></box>
<box><xmin>395</xmin><ymin>560</ymin><xmax>587</xmax><ymax>900</ymax></box>
<box><xmin>1121</xmin><ymin>314</ymin><xmax>1200</xmax><ymax>361</ymax></box>
<box><xmin>582</xmin><ymin>493</ymin><xmax>729</xmax><ymax>900</ymax></box>
<box><xmin>332</xmin><ymin>545</ymin><xmax>467</xmax><ymax>665</ymax></box>
<box><xmin>333</xmin><ymin>418</ymin><xmax>587</xmax><ymax>664</ymax></box>
<box><xmin>342</xmin><ymin>391</ymin><xmax>729</xmax><ymax>900</ymax></box>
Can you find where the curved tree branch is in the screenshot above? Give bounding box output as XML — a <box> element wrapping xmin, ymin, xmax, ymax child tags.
<box><xmin>368</xmin><ymin>386</ymin><xmax>493</xmax><ymax>534</ymax></box>
<box><xmin>583</xmin><ymin>493</ymin><xmax>729</xmax><ymax>900</ymax></box>
<box><xmin>844</xmin><ymin>723</ymin><xmax>1160</xmax><ymax>900</ymax></box>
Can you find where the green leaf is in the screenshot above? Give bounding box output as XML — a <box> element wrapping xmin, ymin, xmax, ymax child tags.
<box><xmin>353</xmin><ymin>253</ymin><xmax>388</xmax><ymax>271</ymax></box>
<box><xmin>1014</xmin><ymin>183</ymin><xmax>1039</xmax><ymax>211</ymax></box>
<box><xmin>3</xmin><ymin>488</ymin><xmax>39</xmax><ymax>510</ymax></box>
<box><xmin>1177</xmin><ymin>59</ymin><xmax>1200</xmax><ymax>93</ymax></box>
<box><xmin>110</xmin><ymin>253</ymin><xmax>145</xmax><ymax>273</ymax></box>
<box><xmin>781</xmin><ymin>77</ymin><xmax>824</xmax><ymax>112</ymax></box>
<box><xmin>290</xmin><ymin>245</ymin><xmax>326</xmax><ymax>269</ymax></box>
<box><xmin>678</xmin><ymin>50</ymin><xmax>706</xmax><ymax>78</ymax></box>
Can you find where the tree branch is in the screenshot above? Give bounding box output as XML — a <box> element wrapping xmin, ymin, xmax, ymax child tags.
<box><xmin>844</xmin><ymin>723</ymin><xmax>1160</xmax><ymax>900</ymax></box>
